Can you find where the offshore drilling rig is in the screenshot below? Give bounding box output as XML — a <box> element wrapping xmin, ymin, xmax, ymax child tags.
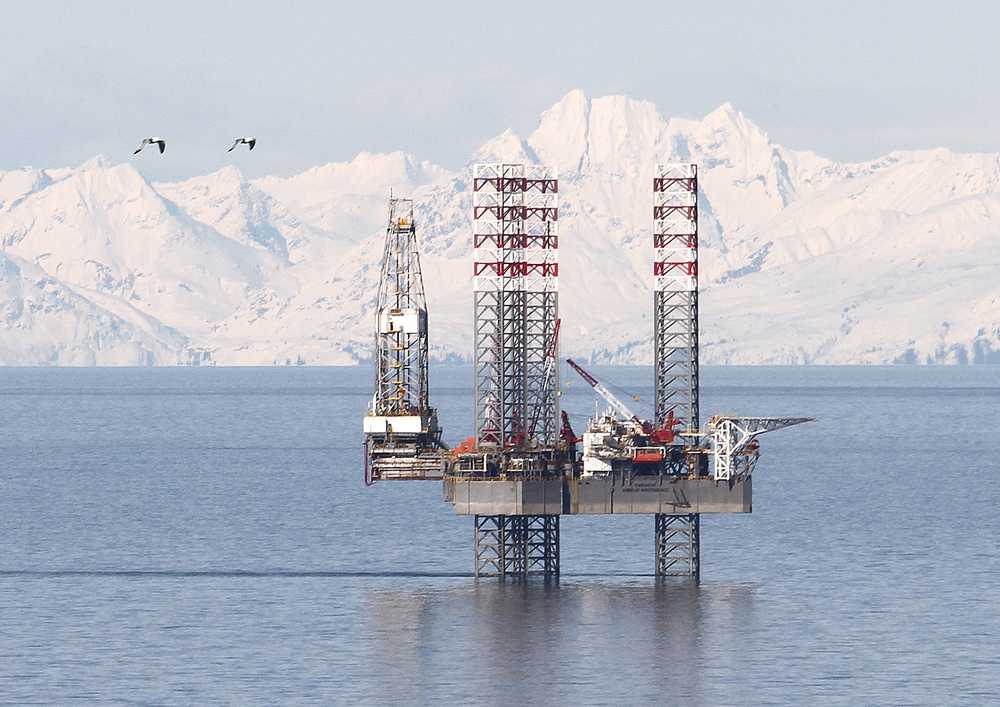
<box><xmin>363</xmin><ymin>164</ymin><xmax>811</xmax><ymax>578</ymax></box>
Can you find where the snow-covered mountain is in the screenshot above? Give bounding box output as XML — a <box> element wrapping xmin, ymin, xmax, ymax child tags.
<box><xmin>2</xmin><ymin>89</ymin><xmax>1000</xmax><ymax>365</ymax></box>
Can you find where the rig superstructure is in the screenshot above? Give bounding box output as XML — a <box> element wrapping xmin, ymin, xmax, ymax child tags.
<box><xmin>362</xmin><ymin>164</ymin><xmax>811</xmax><ymax>578</ymax></box>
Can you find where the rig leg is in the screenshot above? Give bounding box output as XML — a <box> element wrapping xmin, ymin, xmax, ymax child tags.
<box><xmin>475</xmin><ymin>515</ymin><xmax>559</xmax><ymax>577</ymax></box>
<box><xmin>655</xmin><ymin>513</ymin><xmax>700</xmax><ymax>579</ymax></box>
<box><xmin>475</xmin><ymin>515</ymin><xmax>506</xmax><ymax>577</ymax></box>
<box><xmin>524</xmin><ymin>515</ymin><xmax>560</xmax><ymax>576</ymax></box>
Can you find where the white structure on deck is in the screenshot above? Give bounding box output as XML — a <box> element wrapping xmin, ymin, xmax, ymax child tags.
<box><xmin>707</xmin><ymin>416</ymin><xmax>813</xmax><ymax>481</ymax></box>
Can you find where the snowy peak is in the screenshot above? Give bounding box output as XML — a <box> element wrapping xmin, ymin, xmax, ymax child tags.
<box><xmin>347</xmin><ymin>150</ymin><xmax>446</xmax><ymax>189</ymax></box>
<box><xmin>0</xmin><ymin>155</ymin><xmax>278</xmax><ymax>338</ymax></box>
<box><xmin>527</xmin><ymin>89</ymin><xmax>591</xmax><ymax>173</ymax></box>
<box><xmin>252</xmin><ymin>150</ymin><xmax>451</xmax><ymax>240</ymax></box>
<box><xmin>198</xmin><ymin>164</ymin><xmax>245</xmax><ymax>185</ymax></box>
<box><xmin>528</xmin><ymin>90</ymin><xmax>668</xmax><ymax>175</ymax></box>
<box><xmin>584</xmin><ymin>95</ymin><xmax>668</xmax><ymax>167</ymax></box>
<box><xmin>157</xmin><ymin>166</ymin><xmax>294</xmax><ymax>261</ymax></box>
<box><xmin>0</xmin><ymin>167</ymin><xmax>54</xmax><ymax>211</ymax></box>
<box><xmin>472</xmin><ymin>129</ymin><xmax>539</xmax><ymax>166</ymax></box>
<box><xmin>79</xmin><ymin>153</ymin><xmax>113</xmax><ymax>170</ymax></box>
<box><xmin>62</xmin><ymin>157</ymin><xmax>164</xmax><ymax>210</ymax></box>
<box><xmin>519</xmin><ymin>91</ymin><xmax>806</xmax><ymax>247</ymax></box>
<box><xmin>663</xmin><ymin>104</ymin><xmax>816</xmax><ymax>236</ymax></box>
<box><xmin>263</xmin><ymin>150</ymin><xmax>446</xmax><ymax>195</ymax></box>
<box><xmin>700</xmin><ymin>101</ymin><xmax>754</xmax><ymax>134</ymax></box>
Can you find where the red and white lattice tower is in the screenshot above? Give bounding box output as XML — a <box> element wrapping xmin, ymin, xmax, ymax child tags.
<box><xmin>653</xmin><ymin>163</ymin><xmax>699</xmax><ymax>445</ymax></box>
<box><xmin>472</xmin><ymin>163</ymin><xmax>559</xmax><ymax>448</ymax></box>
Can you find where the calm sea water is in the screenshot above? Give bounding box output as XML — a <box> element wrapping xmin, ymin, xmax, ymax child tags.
<box><xmin>1</xmin><ymin>366</ymin><xmax>998</xmax><ymax>705</ymax></box>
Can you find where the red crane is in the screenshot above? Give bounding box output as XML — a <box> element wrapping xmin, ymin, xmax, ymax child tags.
<box><xmin>565</xmin><ymin>358</ymin><xmax>678</xmax><ymax>444</ymax></box>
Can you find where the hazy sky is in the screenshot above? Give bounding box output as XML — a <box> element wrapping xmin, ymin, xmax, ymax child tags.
<box><xmin>2</xmin><ymin>0</ymin><xmax>997</xmax><ymax>180</ymax></box>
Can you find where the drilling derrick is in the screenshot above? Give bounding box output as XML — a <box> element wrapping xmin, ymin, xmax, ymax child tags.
<box><xmin>363</xmin><ymin>198</ymin><xmax>445</xmax><ymax>482</ymax></box>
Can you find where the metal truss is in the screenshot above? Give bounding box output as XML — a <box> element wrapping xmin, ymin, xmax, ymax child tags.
<box><xmin>373</xmin><ymin>198</ymin><xmax>430</xmax><ymax>416</ymax></box>
<box><xmin>474</xmin><ymin>514</ymin><xmax>560</xmax><ymax>577</ymax></box>
<box><xmin>655</xmin><ymin>513</ymin><xmax>700</xmax><ymax>578</ymax></box>
<box><xmin>652</xmin><ymin>165</ymin><xmax>700</xmax><ymax>573</ymax></box>
<box><xmin>473</xmin><ymin>163</ymin><xmax>559</xmax><ymax>449</ymax></box>
<box><xmin>653</xmin><ymin>163</ymin><xmax>699</xmax><ymax>459</ymax></box>
<box><xmin>709</xmin><ymin>416</ymin><xmax>814</xmax><ymax>481</ymax></box>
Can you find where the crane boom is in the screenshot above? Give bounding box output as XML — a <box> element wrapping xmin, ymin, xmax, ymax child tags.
<box><xmin>527</xmin><ymin>319</ymin><xmax>561</xmax><ymax>438</ymax></box>
<box><xmin>565</xmin><ymin>358</ymin><xmax>641</xmax><ymax>424</ymax></box>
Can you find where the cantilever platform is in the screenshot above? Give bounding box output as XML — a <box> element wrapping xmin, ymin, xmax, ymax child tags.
<box><xmin>444</xmin><ymin>475</ymin><xmax>751</xmax><ymax>515</ymax></box>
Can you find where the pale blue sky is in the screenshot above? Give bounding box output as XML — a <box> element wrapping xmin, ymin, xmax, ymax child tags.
<box><xmin>2</xmin><ymin>0</ymin><xmax>996</xmax><ymax>180</ymax></box>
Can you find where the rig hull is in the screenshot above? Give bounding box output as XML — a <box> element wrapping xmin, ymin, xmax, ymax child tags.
<box><xmin>444</xmin><ymin>475</ymin><xmax>751</xmax><ymax>515</ymax></box>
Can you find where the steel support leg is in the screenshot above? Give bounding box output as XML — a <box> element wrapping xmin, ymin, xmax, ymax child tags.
<box><xmin>524</xmin><ymin>515</ymin><xmax>559</xmax><ymax>575</ymax></box>
<box><xmin>475</xmin><ymin>515</ymin><xmax>559</xmax><ymax>577</ymax></box>
<box><xmin>474</xmin><ymin>515</ymin><xmax>505</xmax><ymax>577</ymax></box>
<box><xmin>655</xmin><ymin>513</ymin><xmax>700</xmax><ymax>579</ymax></box>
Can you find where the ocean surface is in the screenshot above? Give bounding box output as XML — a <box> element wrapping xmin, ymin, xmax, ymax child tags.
<box><xmin>1</xmin><ymin>365</ymin><xmax>998</xmax><ymax>705</ymax></box>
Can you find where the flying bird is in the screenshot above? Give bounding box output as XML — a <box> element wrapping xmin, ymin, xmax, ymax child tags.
<box><xmin>133</xmin><ymin>137</ymin><xmax>166</xmax><ymax>155</ymax></box>
<box><xmin>227</xmin><ymin>137</ymin><xmax>256</xmax><ymax>152</ymax></box>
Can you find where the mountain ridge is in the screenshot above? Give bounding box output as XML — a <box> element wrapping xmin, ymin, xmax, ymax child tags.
<box><xmin>2</xmin><ymin>90</ymin><xmax>999</xmax><ymax>366</ymax></box>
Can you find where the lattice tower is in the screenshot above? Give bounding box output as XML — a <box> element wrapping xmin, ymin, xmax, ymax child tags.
<box><xmin>372</xmin><ymin>198</ymin><xmax>430</xmax><ymax>416</ymax></box>
<box><xmin>473</xmin><ymin>164</ymin><xmax>559</xmax><ymax>447</ymax></box>
<box><xmin>653</xmin><ymin>163</ymin><xmax>699</xmax><ymax>438</ymax></box>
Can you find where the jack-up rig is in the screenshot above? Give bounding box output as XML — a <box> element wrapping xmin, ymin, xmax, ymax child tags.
<box><xmin>362</xmin><ymin>164</ymin><xmax>812</xmax><ymax>578</ymax></box>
